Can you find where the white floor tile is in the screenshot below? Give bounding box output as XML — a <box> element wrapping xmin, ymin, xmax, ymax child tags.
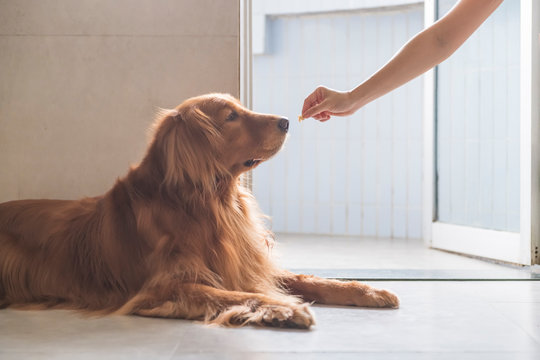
<box><xmin>2</xmin><ymin>236</ymin><xmax>539</xmax><ymax>359</ymax></box>
<box><xmin>2</xmin><ymin>282</ymin><xmax>540</xmax><ymax>359</ymax></box>
<box><xmin>273</xmin><ymin>234</ymin><xmax>513</xmax><ymax>271</ymax></box>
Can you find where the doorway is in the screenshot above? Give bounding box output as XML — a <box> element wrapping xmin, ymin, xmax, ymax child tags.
<box><xmin>247</xmin><ymin>0</ymin><xmax>540</xmax><ymax>275</ymax></box>
<box><xmin>424</xmin><ymin>0</ymin><xmax>539</xmax><ymax>266</ymax></box>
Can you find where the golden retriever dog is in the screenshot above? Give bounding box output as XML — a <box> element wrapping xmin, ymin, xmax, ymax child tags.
<box><xmin>0</xmin><ymin>94</ymin><xmax>399</xmax><ymax>328</ymax></box>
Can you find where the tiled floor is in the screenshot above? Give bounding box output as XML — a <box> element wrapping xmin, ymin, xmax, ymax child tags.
<box><xmin>274</xmin><ymin>234</ymin><xmax>539</xmax><ymax>280</ymax></box>
<box><xmin>1</xmin><ymin>235</ymin><xmax>539</xmax><ymax>359</ymax></box>
<box><xmin>273</xmin><ymin>233</ymin><xmax>522</xmax><ymax>271</ymax></box>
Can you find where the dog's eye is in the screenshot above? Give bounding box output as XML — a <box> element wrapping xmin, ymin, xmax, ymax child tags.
<box><xmin>226</xmin><ymin>111</ymin><xmax>238</xmax><ymax>122</ymax></box>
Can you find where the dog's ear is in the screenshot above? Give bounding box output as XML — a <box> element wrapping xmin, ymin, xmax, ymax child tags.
<box><xmin>154</xmin><ymin>106</ymin><xmax>226</xmax><ymax>196</ymax></box>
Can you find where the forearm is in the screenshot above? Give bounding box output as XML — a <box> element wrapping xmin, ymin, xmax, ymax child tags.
<box><xmin>349</xmin><ymin>0</ymin><xmax>503</xmax><ymax>110</ymax></box>
<box><xmin>350</xmin><ymin>29</ymin><xmax>450</xmax><ymax>109</ymax></box>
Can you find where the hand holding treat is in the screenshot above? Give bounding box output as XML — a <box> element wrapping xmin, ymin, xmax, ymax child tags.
<box><xmin>301</xmin><ymin>86</ymin><xmax>359</xmax><ymax>122</ymax></box>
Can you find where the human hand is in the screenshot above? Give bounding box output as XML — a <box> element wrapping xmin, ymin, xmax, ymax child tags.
<box><xmin>301</xmin><ymin>86</ymin><xmax>358</xmax><ymax>121</ymax></box>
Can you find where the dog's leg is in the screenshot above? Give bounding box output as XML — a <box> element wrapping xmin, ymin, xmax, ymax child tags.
<box><xmin>279</xmin><ymin>272</ymin><xmax>399</xmax><ymax>308</ymax></box>
<box><xmin>117</xmin><ymin>283</ymin><xmax>315</xmax><ymax>329</ymax></box>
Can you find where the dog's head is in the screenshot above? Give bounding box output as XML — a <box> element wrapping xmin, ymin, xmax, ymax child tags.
<box><xmin>150</xmin><ymin>93</ymin><xmax>289</xmax><ymax>194</ymax></box>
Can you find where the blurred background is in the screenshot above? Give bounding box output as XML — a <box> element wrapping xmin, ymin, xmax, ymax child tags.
<box><xmin>0</xmin><ymin>0</ymin><xmax>536</xmax><ymax>265</ymax></box>
<box><xmin>251</xmin><ymin>0</ymin><xmax>521</xmax><ymax>240</ymax></box>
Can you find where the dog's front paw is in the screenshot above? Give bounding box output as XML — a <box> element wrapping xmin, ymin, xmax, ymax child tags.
<box><xmin>364</xmin><ymin>288</ymin><xmax>400</xmax><ymax>308</ymax></box>
<box><xmin>261</xmin><ymin>303</ymin><xmax>315</xmax><ymax>329</ymax></box>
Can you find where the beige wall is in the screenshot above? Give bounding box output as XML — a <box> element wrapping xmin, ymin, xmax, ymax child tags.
<box><xmin>0</xmin><ymin>0</ymin><xmax>240</xmax><ymax>202</ymax></box>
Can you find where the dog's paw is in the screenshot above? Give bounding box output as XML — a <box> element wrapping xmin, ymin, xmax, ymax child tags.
<box><xmin>365</xmin><ymin>288</ymin><xmax>400</xmax><ymax>308</ymax></box>
<box><xmin>212</xmin><ymin>301</ymin><xmax>315</xmax><ymax>329</ymax></box>
<box><xmin>261</xmin><ymin>303</ymin><xmax>315</xmax><ymax>329</ymax></box>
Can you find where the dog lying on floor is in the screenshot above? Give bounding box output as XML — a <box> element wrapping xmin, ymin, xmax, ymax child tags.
<box><xmin>0</xmin><ymin>93</ymin><xmax>399</xmax><ymax>328</ymax></box>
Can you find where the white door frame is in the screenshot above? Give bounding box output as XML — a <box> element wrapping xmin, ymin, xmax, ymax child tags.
<box><xmin>422</xmin><ymin>0</ymin><xmax>539</xmax><ymax>265</ymax></box>
<box><xmin>520</xmin><ymin>0</ymin><xmax>540</xmax><ymax>265</ymax></box>
<box><xmin>240</xmin><ymin>0</ymin><xmax>253</xmax><ymax>190</ymax></box>
<box><xmin>240</xmin><ymin>0</ymin><xmax>253</xmax><ymax>110</ymax></box>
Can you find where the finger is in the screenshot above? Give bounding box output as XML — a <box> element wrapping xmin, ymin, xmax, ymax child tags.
<box><xmin>314</xmin><ymin>112</ymin><xmax>331</xmax><ymax>122</ymax></box>
<box><xmin>303</xmin><ymin>100</ymin><xmax>328</xmax><ymax>119</ymax></box>
<box><xmin>301</xmin><ymin>91</ymin><xmax>320</xmax><ymax>115</ymax></box>
<box><xmin>315</xmin><ymin>111</ymin><xmax>329</xmax><ymax>119</ymax></box>
<box><xmin>319</xmin><ymin>111</ymin><xmax>331</xmax><ymax>122</ymax></box>
<box><xmin>302</xmin><ymin>86</ymin><xmax>330</xmax><ymax>116</ymax></box>
<box><xmin>318</xmin><ymin>114</ymin><xmax>331</xmax><ymax>122</ymax></box>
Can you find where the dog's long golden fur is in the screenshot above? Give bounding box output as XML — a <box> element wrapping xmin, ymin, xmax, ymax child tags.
<box><xmin>0</xmin><ymin>94</ymin><xmax>398</xmax><ymax>328</ymax></box>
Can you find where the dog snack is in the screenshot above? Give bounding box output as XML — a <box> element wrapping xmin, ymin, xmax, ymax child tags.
<box><xmin>298</xmin><ymin>115</ymin><xmax>304</xmax><ymax>122</ymax></box>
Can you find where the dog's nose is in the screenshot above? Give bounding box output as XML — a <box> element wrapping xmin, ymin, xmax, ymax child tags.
<box><xmin>278</xmin><ymin>118</ymin><xmax>289</xmax><ymax>133</ymax></box>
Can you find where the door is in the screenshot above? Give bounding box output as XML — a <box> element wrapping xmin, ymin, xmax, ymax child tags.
<box><xmin>423</xmin><ymin>0</ymin><xmax>539</xmax><ymax>265</ymax></box>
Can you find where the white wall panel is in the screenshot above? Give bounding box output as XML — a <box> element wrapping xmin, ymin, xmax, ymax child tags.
<box><xmin>253</xmin><ymin>5</ymin><xmax>424</xmax><ymax>238</ymax></box>
<box><xmin>0</xmin><ymin>0</ymin><xmax>240</xmax><ymax>202</ymax></box>
<box><xmin>436</xmin><ymin>0</ymin><xmax>521</xmax><ymax>232</ymax></box>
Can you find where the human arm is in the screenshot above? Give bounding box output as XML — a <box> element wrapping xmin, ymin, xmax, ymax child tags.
<box><xmin>301</xmin><ymin>0</ymin><xmax>504</xmax><ymax>121</ymax></box>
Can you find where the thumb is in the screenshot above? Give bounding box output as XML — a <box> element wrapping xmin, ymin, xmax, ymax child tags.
<box><xmin>303</xmin><ymin>100</ymin><xmax>328</xmax><ymax>119</ymax></box>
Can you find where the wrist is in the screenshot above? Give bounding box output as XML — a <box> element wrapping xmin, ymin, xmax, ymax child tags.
<box><xmin>348</xmin><ymin>84</ymin><xmax>371</xmax><ymax>111</ymax></box>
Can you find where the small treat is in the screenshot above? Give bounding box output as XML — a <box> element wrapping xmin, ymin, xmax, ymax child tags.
<box><xmin>298</xmin><ymin>115</ymin><xmax>304</xmax><ymax>122</ymax></box>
